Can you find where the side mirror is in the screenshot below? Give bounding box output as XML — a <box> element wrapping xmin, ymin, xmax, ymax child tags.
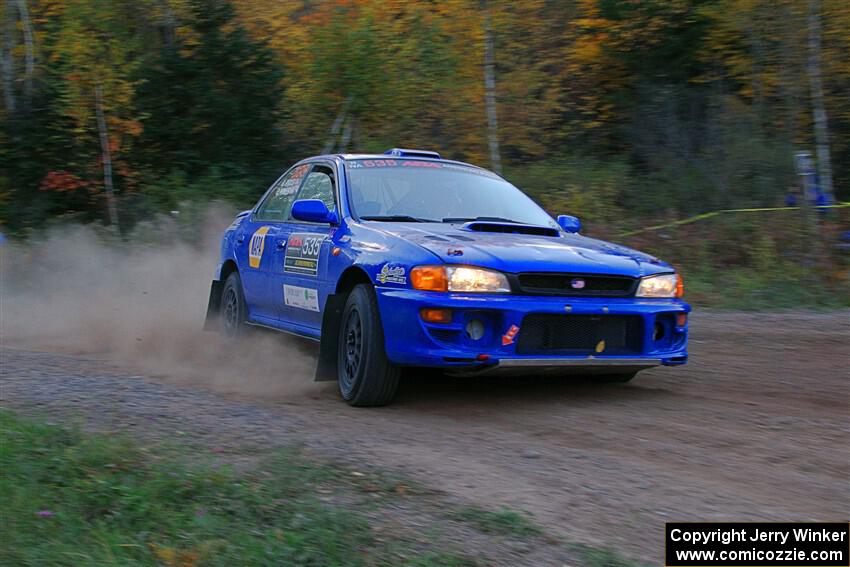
<box><xmin>291</xmin><ymin>199</ymin><xmax>338</xmax><ymax>224</ymax></box>
<box><xmin>557</xmin><ymin>214</ymin><xmax>581</xmax><ymax>233</ymax></box>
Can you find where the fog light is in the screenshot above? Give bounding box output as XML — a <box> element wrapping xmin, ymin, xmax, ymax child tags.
<box><xmin>421</xmin><ymin>308</ymin><xmax>452</xmax><ymax>324</ymax></box>
<box><xmin>465</xmin><ymin>319</ymin><xmax>485</xmax><ymax>341</ymax></box>
<box><xmin>676</xmin><ymin>313</ymin><xmax>687</xmax><ymax>327</ymax></box>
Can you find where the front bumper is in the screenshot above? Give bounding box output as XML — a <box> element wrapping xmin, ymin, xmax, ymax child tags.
<box><xmin>375</xmin><ymin>288</ymin><xmax>689</xmax><ymax>372</ymax></box>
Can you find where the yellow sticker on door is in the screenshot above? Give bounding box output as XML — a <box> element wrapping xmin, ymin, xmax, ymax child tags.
<box><xmin>248</xmin><ymin>226</ymin><xmax>271</xmax><ymax>268</ymax></box>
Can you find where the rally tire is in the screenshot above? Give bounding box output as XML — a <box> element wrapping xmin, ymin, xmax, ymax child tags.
<box><xmin>220</xmin><ymin>272</ymin><xmax>248</xmax><ymax>338</ymax></box>
<box><xmin>594</xmin><ymin>372</ymin><xmax>638</xmax><ymax>384</ymax></box>
<box><xmin>337</xmin><ymin>285</ymin><xmax>400</xmax><ymax>407</ymax></box>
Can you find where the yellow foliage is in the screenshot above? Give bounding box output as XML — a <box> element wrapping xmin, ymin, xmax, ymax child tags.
<box><xmin>149</xmin><ymin>541</ymin><xmax>223</xmax><ymax>567</ymax></box>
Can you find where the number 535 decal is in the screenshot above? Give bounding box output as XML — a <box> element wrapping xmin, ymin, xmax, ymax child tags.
<box><xmin>284</xmin><ymin>233</ymin><xmax>324</xmax><ymax>276</ymax></box>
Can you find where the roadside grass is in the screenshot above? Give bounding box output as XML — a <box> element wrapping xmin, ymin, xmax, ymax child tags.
<box><xmin>573</xmin><ymin>545</ymin><xmax>645</xmax><ymax>567</ymax></box>
<box><xmin>682</xmin><ymin>267</ymin><xmax>850</xmax><ymax>310</ymax></box>
<box><xmin>451</xmin><ymin>505</ymin><xmax>542</xmax><ymax>538</ymax></box>
<box><xmin>0</xmin><ymin>410</ymin><xmax>472</xmax><ymax>566</ymax></box>
<box><xmin>0</xmin><ymin>409</ymin><xmax>643</xmax><ymax>566</ymax></box>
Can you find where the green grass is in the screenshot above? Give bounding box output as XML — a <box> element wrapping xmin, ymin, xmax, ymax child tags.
<box><xmin>451</xmin><ymin>506</ymin><xmax>542</xmax><ymax>538</ymax></box>
<box><xmin>0</xmin><ymin>410</ymin><xmax>649</xmax><ymax>566</ymax></box>
<box><xmin>0</xmin><ymin>411</ymin><xmax>472</xmax><ymax>566</ymax></box>
<box><xmin>574</xmin><ymin>545</ymin><xmax>644</xmax><ymax>567</ymax></box>
<box><xmin>678</xmin><ymin>262</ymin><xmax>850</xmax><ymax>310</ymax></box>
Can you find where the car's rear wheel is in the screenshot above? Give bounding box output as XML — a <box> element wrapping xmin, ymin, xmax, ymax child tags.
<box><xmin>220</xmin><ymin>272</ymin><xmax>248</xmax><ymax>337</ymax></box>
<box><xmin>337</xmin><ymin>284</ymin><xmax>400</xmax><ymax>406</ymax></box>
<box><xmin>594</xmin><ymin>372</ymin><xmax>638</xmax><ymax>383</ymax></box>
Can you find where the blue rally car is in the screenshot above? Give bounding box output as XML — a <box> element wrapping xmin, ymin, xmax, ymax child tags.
<box><xmin>206</xmin><ymin>149</ymin><xmax>689</xmax><ymax>406</ymax></box>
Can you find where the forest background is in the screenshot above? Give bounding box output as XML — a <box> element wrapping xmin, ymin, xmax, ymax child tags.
<box><xmin>2</xmin><ymin>0</ymin><xmax>848</xmax><ymax>307</ymax></box>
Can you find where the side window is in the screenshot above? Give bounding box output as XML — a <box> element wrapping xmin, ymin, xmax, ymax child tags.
<box><xmin>293</xmin><ymin>165</ymin><xmax>336</xmax><ymax>216</ymax></box>
<box><xmin>255</xmin><ymin>164</ymin><xmax>310</xmax><ymax>221</ymax></box>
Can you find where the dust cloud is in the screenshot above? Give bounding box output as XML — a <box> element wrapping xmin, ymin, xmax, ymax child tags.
<box><xmin>0</xmin><ymin>204</ymin><xmax>321</xmax><ymax>399</ymax></box>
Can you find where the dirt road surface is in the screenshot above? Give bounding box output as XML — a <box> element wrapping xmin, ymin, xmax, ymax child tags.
<box><xmin>2</xmin><ymin>310</ymin><xmax>848</xmax><ymax>563</ymax></box>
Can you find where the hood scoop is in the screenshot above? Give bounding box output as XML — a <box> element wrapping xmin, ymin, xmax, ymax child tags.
<box><xmin>463</xmin><ymin>221</ymin><xmax>560</xmax><ymax>238</ymax></box>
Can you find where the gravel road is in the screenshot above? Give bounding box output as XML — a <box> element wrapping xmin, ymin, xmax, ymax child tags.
<box><xmin>2</xmin><ymin>310</ymin><xmax>848</xmax><ymax>563</ymax></box>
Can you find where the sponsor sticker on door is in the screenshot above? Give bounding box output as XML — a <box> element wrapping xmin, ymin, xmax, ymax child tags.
<box><xmin>283</xmin><ymin>284</ymin><xmax>319</xmax><ymax>312</ymax></box>
<box><xmin>249</xmin><ymin>226</ymin><xmax>271</xmax><ymax>269</ymax></box>
<box><xmin>284</xmin><ymin>233</ymin><xmax>323</xmax><ymax>276</ymax></box>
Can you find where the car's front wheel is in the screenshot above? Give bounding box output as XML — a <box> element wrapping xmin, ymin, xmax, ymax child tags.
<box><xmin>220</xmin><ymin>272</ymin><xmax>248</xmax><ymax>338</ymax></box>
<box><xmin>337</xmin><ymin>284</ymin><xmax>400</xmax><ymax>406</ymax></box>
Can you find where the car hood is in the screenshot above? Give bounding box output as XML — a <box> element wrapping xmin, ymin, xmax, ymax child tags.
<box><xmin>370</xmin><ymin>222</ymin><xmax>671</xmax><ymax>277</ymax></box>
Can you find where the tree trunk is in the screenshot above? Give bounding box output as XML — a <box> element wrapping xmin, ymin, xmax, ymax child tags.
<box><xmin>95</xmin><ymin>85</ymin><xmax>120</xmax><ymax>232</ymax></box>
<box><xmin>482</xmin><ymin>1</ymin><xmax>501</xmax><ymax>174</ymax></box>
<box><xmin>322</xmin><ymin>96</ymin><xmax>352</xmax><ymax>154</ymax></box>
<box><xmin>158</xmin><ymin>0</ymin><xmax>177</xmax><ymax>50</ymax></box>
<box><xmin>2</xmin><ymin>0</ymin><xmax>15</xmax><ymax>114</ymax></box>
<box><xmin>14</xmin><ymin>0</ymin><xmax>32</xmax><ymax>105</ymax></box>
<box><xmin>339</xmin><ymin>116</ymin><xmax>352</xmax><ymax>152</ymax></box>
<box><xmin>807</xmin><ymin>0</ymin><xmax>834</xmax><ymax>203</ymax></box>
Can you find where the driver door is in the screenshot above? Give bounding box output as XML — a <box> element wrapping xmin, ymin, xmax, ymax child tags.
<box><xmin>272</xmin><ymin>162</ymin><xmax>338</xmax><ymax>331</ymax></box>
<box><xmin>241</xmin><ymin>164</ymin><xmax>310</xmax><ymax>323</ymax></box>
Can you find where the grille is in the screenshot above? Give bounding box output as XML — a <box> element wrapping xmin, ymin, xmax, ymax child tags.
<box><xmin>516</xmin><ymin>273</ymin><xmax>637</xmax><ymax>297</ymax></box>
<box><xmin>515</xmin><ymin>314</ymin><xmax>643</xmax><ymax>355</ymax></box>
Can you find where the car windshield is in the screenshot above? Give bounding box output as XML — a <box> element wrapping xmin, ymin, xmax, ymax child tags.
<box><xmin>344</xmin><ymin>159</ymin><xmax>558</xmax><ymax>228</ymax></box>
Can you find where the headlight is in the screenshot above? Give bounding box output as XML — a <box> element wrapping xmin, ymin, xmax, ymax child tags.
<box><xmin>447</xmin><ymin>266</ymin><xmax>510</xmax><ymax>292</ymax></box>
<box><xmin>636</xmin><ymin>273</ymin><xmax>683</xmax><ymax>298</ymax></box>
<box><xmin>411</xmin><ymin>265</ymin><xmax>510</xmax><ymax>293</ymax></box>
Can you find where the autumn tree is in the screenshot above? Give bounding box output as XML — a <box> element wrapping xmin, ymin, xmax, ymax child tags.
<box><xmin>134</xmin><ymin>0</ymin><xmax>285</xmax><ymax>191</ymax></box>
<box><xmin>48</xmin><ymin>0</ymin><xmax>146</xmax><ymax>229</ymax></box>
<box><xmin>1</xmin><ymin>0</ymin><xmax>848</xmax><ymax>235</ymax></box>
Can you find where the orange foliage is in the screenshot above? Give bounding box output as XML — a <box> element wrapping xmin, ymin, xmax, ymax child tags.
<box><xmin>39</xmin><ymin>171</ymin><xmax>89</xmax><ymax>193</ymax></box>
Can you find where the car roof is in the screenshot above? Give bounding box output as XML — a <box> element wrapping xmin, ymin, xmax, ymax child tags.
<box><xmin>318</xmin><ymin>152</ymin><xmax>495</xmax><ymax>174</ymax></box>
<box><xmin>293</xmin><ymin>148</ymin><xmax>502</xmax><ymax>180</ymax></box>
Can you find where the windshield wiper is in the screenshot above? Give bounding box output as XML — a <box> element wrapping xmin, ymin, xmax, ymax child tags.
<box><xmin>442</xmin><ymin>216</ymin><xmax>524</xmax><ymax>224</ymax></box>
<box><xmin>360</xmin><ymin>215</ymin><xmax>438</xmax><ymax>223</ymax></box>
